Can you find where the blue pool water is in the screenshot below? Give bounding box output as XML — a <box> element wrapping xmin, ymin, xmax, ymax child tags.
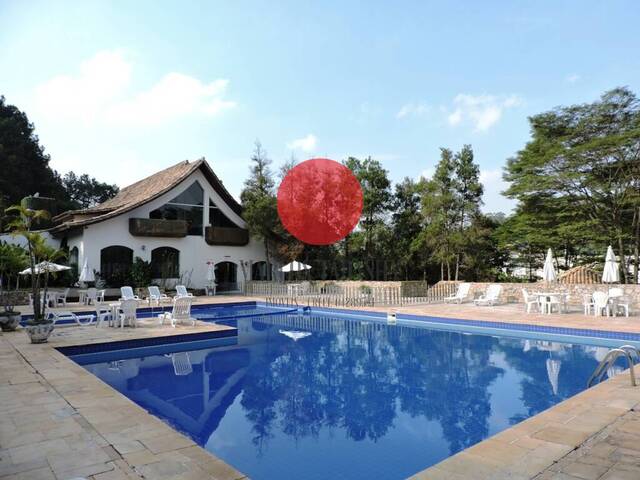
<box><xmin>69</xmin><ymin>307</ymin><xmax>636</xmax><ymax>480</ymax></box>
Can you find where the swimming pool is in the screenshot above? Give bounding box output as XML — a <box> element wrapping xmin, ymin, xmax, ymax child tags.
<box><xmin>66</xmin><ymin>305</ymin><xmax>639</xmax><ymax>480</ymax></box>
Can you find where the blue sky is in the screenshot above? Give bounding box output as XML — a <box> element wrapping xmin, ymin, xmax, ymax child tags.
<box><xmin>1</xmin><ymin>1</ymin><xmax>638</xmax><ymax>213</ymax></box>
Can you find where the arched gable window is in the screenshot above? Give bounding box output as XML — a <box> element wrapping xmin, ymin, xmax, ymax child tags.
<box><xmin>151</xmin><ymin>247</ymin><xmax>180</xmax><ymax>278</ymax></box>
<box><xmin>100</xmin><ymin>246</ymin><xmax>133</xmax><ymax>286</ymax></box>
<box><xmin>209</xmin><ymin>199</ymin><xmax>239</xmax><ymax>228</ymax></box>
<box><xmin>149</xmin><ymin>181</ymin><xmax>204</xmax><ymax>235</ymax></box>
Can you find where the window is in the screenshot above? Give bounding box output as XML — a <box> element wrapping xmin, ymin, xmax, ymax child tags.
<box><xmin>100</xmin><ymin>246</ymin><xmax>133</xmax><ymax>286</ymax></box>
<box><xmin>251</xmin><ymin>261</ymin><xmax>268</xmax><ymax>281</ymax></box>
<box><xmin>151</xmin><ymin>247</ymin><xmax>179</xmax><ymax>278</ymax></box>
<box><xmin>150</xmin><ymin>182</ymin><xmax>204</xmax><ymax>235</ymax></box>
<box><xmin>215</xmin><ymin>261</ymin><xmax>238</xmax><ymax>292</ymax></box>
<box><xmin>209</xmin><ymin>199</ymin><xmax>238</xmax><ymax>228</ymax></box>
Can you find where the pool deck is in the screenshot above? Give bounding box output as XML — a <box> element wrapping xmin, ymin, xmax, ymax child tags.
<box><xmin>1</xmin><ymin>296</ymin><xmax>639</xmax><ymax>479</ymax></box>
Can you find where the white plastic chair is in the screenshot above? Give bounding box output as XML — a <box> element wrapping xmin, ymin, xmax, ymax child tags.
<box><xmin>96</xmin><ymin>289</ymin><xmax>106</xmax><ymax>303</ymax></box>
<box><xmin>158</xmin><ymin>297</ymin><xmax>196</xmax><ymax>327</ymax></box>
<box><xmin>84</xmin><ymin>287</ymin><xmax>98</xmax><ymax>305</ymax></box>
<box><xmin>583</xmin><ymin>293</ymin><xmax>595</xmax><ymax>315</ymax></box>
<box><xmin>120</xmin><ymin>286</ymin><xmax>140</xmax><ymax>301</ymax></box>
<box><xmin>148</xmin><ymin>286</ymin><xmax>171</xmax><ymax>306</ymax></box>
<box><xmin>474</xmin><ymin>284</ymin><xmax>502</xmax><ymax>306</ymax></box>
<box><xmin>118</xmin><ymin>299</ymin><xmax>139</xmax><ymax>328</ymax></box>
<box><xmin>609</xmin><ymin>287</ymin><xmax>630</xmax><ymax>317</ymax></box>
<box><xmin>522</xmin><ymin>289</ymin><xmax>540</xmax><ymax>313</ymax></box>
<box><xmin>592</xmin><ymin>292</ymin><xmax>610</xmax><ymax>317</ymax></box>
<box><xmin>95</xmin><ymin>305</ymin><xmax>113</xmax><ymax>327</ymax></box>
<box><xmin>445</xmin><ymin>283</ymin><xmax>471</xmax><ymax>304</ymax></box>
<box><xmin>175</xmin><ymin>285</ymin><xmax>194</xmax><ymax>298</ymax></box>
<box><xmin>56</xmin><ymin>288</ymin><xmax>69</xmax><ymax>307</ymax></box>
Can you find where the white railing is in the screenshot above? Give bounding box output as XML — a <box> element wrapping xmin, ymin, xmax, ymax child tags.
<box><xmin>246</xmin><ymin>281</ymin><xmax>459</xmax><ymax>307</ymax></box>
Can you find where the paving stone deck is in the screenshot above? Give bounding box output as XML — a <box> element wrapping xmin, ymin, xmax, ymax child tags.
<box><xmin>2</xmin><ymin>296</ymin><xmax>639</xmax><ymax>479</ymax></box>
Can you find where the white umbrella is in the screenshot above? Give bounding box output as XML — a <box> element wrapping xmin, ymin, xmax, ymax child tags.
<box><xmin>542</xmin><ymin>248</ymin><xmax>557</xmax><ymax>283</ymax></box>
<box><xmin>19</xmin><ymin>261</ymin><xmax>71</xmax><ymax>275</ymax></box>
<box><xmin>79</xmin><ymin>258</ymin><xmax>95</xmax><ymax>283</ymax></box>
<box><xmin>280</xmin><ymin>261</ymin><xmax>312</xmax><ymax>273</ymax></box>
<box><xmin>546</xmin><ymin>358</ymin><xmax>561</xmax><ymax>395</ymax></box>
<box><xmin>602</xmin><ymin>245</ymin><xmax>619</xmax><ymax>284</ymax></box>
<box><xmin>279</xmin><ymin>330</ymin><xmax>312</xmax><ymax>341</ymax></box>
<box><xmin>206</xmin><ymin>263</ymin><xmax>216</xmax><ymax>283</ymax></box>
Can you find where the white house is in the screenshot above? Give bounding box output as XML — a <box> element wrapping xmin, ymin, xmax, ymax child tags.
<box><xmin>45</xmin><ymin>159</ymin><xmax>272</xmax><ymax>292</ymax></box>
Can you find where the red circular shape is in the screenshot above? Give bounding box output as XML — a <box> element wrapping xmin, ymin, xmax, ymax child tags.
<box><xmin>277</xmin><ymin>158</ymin><xmax>363</xmax><ymax>245</ymax></box>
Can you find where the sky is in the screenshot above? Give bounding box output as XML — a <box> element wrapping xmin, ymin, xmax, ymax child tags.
<box><xmin>1</xmin><ymin>1</ymin><xmax>639</xmax><ymax>213</ymax></box>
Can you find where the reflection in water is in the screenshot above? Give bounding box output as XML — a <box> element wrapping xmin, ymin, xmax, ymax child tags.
<box><xmin>79</xmin><ymin>313</ymin><xmax>607</xmax><ymax>480</ymax></box>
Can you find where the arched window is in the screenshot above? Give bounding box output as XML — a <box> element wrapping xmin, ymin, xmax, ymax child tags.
<box><xmin>69</xmin><ymin>247</ymin><xmax>79</xmax><ymax>267</ymax></box>
<box><xmin>251</xmin><ymin>261</ymin><xmax>268</xmax><ymax>281</ymax></box>
<box><xmin>215</xmin><ymin>261</ymin><xmax>238</xmax><ymax>292</ymax></box>
<box><xmin>151</xmin><ymin>247</ymin><xmax>180</xmax><ymax>278</ymax></box>
<box><xmin>100</xmin><ymin>246</ymin><xmax>133</xmax><ymax>286</ymax></box>
<box><xmin>149</xmin><ymin>181</ymin><xmax>204</xmax><ymax>235</ymax></box>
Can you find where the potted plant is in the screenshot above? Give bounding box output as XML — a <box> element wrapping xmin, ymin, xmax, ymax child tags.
<box><xmin>0</xmin><ymin>242</ymin><xmax>27</xmax><ymax>331</ymax></box>
<box><xmin>5</xmin><ymin>205</ymin><xmax>66</xmax><ymax>343</ymax></box>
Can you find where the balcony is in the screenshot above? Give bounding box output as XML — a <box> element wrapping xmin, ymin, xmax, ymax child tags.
<box><xmin>205</xmin><ymin>226</ymin><xmax>249</xmax><ymax>246</ymax></box>
<box><xmin>129</xmin><ymin>218</ymin><xmax>188</xmax><ymax>237</ymax></box>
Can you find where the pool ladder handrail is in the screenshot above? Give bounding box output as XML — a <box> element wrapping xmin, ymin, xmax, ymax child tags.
<box><xmin>587</xmin><ymin>345</ymin><xmax>639</xmax><ymax>388</ymax></box>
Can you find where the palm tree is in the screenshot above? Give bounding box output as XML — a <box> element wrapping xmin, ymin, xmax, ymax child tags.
<box><xmin>5</xmin><ymin>204</ymin><xmax>65</xmax><ymax>323</ymax></box>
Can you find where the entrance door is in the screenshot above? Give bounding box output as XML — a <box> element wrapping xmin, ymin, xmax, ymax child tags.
<box><xmin>215</xmin><ymin>261</ymin><xmax>238</xmax><ymax>292</ymax></box>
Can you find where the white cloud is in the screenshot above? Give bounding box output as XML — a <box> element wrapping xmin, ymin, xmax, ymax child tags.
<box><xmin>33</xmin><ymin>50</ymin><xmax>235</xmax><ymax>127</ymax></box>
<box><xmin>396</xmin><ymin>102</ymin><xmax>430</xmax><ymax>119</ymax></box>
<box><xmin>445</xmin><ymin>94</ymin><xmax>523</xmax><ymax>132</ymax></box>
<box><xmin>418</xmin><ymin>167</ymin><xmax>435</xmax><ymax>180</ymax></box>
<box><xmin>565</xmin><ymin>73</ymin><xmax>581</xmax><ymax>84</ymax></box>
<box><xmin>287</xmin><ymin>134</ymin><xmax>317</xmax><ymax>152</ymax></box>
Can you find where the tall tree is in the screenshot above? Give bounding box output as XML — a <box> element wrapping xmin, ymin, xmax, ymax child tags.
<box><xmin>0</xmin><ymin>96</ymin><xmax>69</xmax><ymax>208</ymax></box>
<box><xmin>343</xmin><ymin>157</ymin><xmax>392</xmax><ymax>279</ymax></box>
<box><xmin>504</xmin><ymin>87</ymin><xmax>640</xmax><ymax>282</ymax></box>
<box><xmin>420</xmin><ymin>148</ymin><xmax>459</xmax><ymax>280</ymax></box>
<box><xmin>240</xmin><ymin>141</ymin><xmax>280</xmax><ymax>280</ymax></box>
<box><xmin>62</xmin><ymin>172</ymin><xmax>119</xmax><ymax>209</ymax></box>
<box><xmin>391</xmin><ymin>177</ymin><xmax>426</xmax><ymax>279</ymax></box>
<box><xmin>453</xmin><ymin>145</ymin><xmax>483</xmax><ymax>280</ymax></box>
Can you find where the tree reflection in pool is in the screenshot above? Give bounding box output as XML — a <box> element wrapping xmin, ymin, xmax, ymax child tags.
<box><xmin>75</xmin><ymin>313</ymin><xmax>614</xmax><ymax>480</ymax></box>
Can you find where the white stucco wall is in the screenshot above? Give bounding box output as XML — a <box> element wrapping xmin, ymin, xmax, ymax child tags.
<box><xmin>62</xmin><ymin>169</ymin><xmax>269</xmax><ymax>290</ymax></box>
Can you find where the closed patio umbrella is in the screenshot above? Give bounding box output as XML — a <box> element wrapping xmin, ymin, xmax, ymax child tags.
<box><xmin>79</xmin><ymin>258</ymin><xmax>95</xmax><ymax>283</ymax></box>
<box><xmin>542</xmin><ymin>248</ymin><xmax>557</xmax><ymax>283</ymax></box>
<box><xmin>546</xmin><ymin>358</ymin><xmax>561</xmax><ymax>396</ymax></box>
<box><xmin>602</xmin><ymin>245</ymin><xmax>619</xmax><ymax>284</ymax></box>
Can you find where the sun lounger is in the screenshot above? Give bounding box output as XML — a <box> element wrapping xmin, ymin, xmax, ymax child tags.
<box><xmin>175</xmin><ymin>285</ymin><xmax>194</xmax><ymax>298</ymax></box>
<box><xmin>158</xmin><ymin>297</ymin><xmax>196</xmax><ymax>327</ymax></box>
<box><xmin>120</xmin><ymin>286</ymin><xmax>140</xmax><ymax>301</ymax></box>
<box><xmin>148</xmin><ymin>286</ymin><xmax>171</xmax><ymax>306</ymax></box>
<box><xmin>474</xmin><ymin>284</ymin><xmax>502</xmax><ymax>306</ymax></box>
<box><xmin>48</xmin><ymin>310</ymin><xmax>95</xmax><ymax>326</ymax></box>
<box><xmin>444</xmin><ymin>283</ymin><xmax>471</xmax><ymax>304</ymax></box>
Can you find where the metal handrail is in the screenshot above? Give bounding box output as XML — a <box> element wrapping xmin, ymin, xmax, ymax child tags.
<box><xmin>587</xmin><ymin>346</ymin><xmax>638</xmax><ymax>387</ymax></box>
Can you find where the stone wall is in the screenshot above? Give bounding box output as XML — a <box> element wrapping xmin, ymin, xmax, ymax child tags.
<box><xmin>435</xmin><ymin>281</ymin><xmax>640</xmax><ymax>307</ymax></box>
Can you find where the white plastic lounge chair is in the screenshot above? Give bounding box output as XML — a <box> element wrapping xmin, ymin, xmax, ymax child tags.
<box><xmin>148</xmin><ymin>286</ymin><xmax>171</xmax><ymax>306</ymax></box>
<box><xmin>474</xmin><ymin>284</ymin><xmax>502</xmax><ymax>306</ymax></box>
<box><xmin>592</xmin><ymin>292</ymin><xmax>610</xmax><ymax>317</ymax></box>
<box><xmin>48</xmin><ymin>310</ymin><xmax>95</xmax><ymax>326</ymax></box>
<box><xmin>117</xmin><ymin>299</ymin><xmax>139</xmax><ymax>328</ymax></box>
<box><xmin>522</xmin><ymin>289</ymin><xmax>541</xmax><ymax>313</ymax></box>
<box><xmin>165</xmin><ymin>352</ymin><xmax>193</xmax><ymax>376</ymax></box>
<box><xmin>608</xmin><ymin>287</ymin><xmax>630</xmax><ymax>317</ymax></box>
<box><xmin>583</xmin><ymin>293</ymin><xmax>595</xmax><ymax>315</ymax></box>
<box><xmin>175</xmin><ymin>285</ymin><xmax>194</xmax><ymax>299</ymax></box>
<box><xmin>120</xmin><ymin>286</ymin><xmax>140</xmax><ymax>301</ymax></box>
<box><xmin>158</xmin><ymin>297</ymin><xmax>196</xmax><ymax>327</ymax></box>
<box><xmin>444</xmin><ymin>283</ymin><xmax>471</xmax><ymax>304</ymax></box>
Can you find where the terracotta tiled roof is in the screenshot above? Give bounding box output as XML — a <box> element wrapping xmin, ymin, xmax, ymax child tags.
<box><xmin>51</xmin><ymin>159</ymin><xmax>242</xmax><ymax>234</ymax></box>
<box><xmin>559</xmin><ymin>264</ymin><xmax>601</xmax><ymax>284</ymax></box>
